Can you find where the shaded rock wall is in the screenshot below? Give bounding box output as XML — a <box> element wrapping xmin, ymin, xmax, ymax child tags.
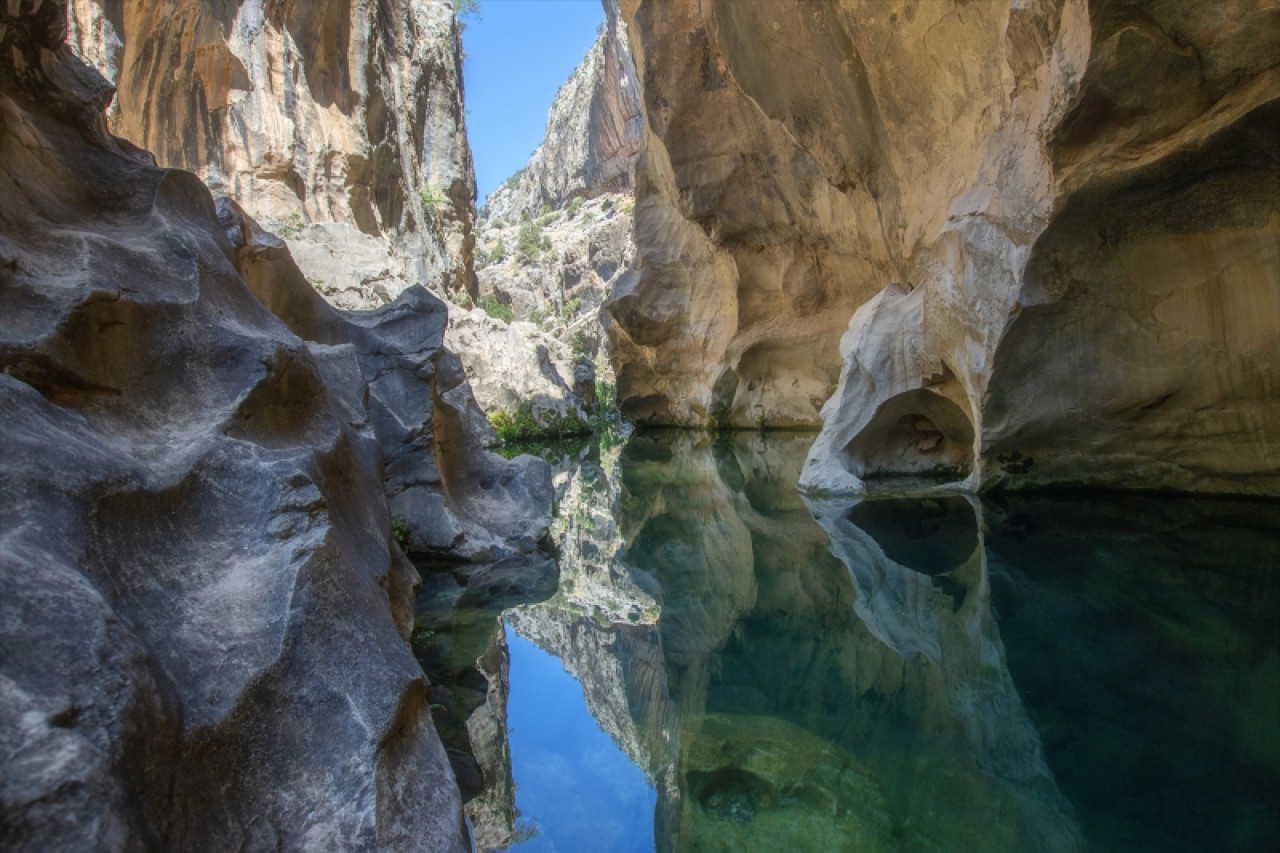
<box><xmin>0</xmin><ymin>4</ymin><xmax>545</xmax><ymax>848</ymax></box>
<box><xmin>220</xmin><ymin>201</ymin><xmax>552</xmax><ymax>562</ymax></box>
<box><xmin>68</xmin><ymin>0</ymin><xmax>476</xmax><ymax>304</ymax></box>
<box><xmin>611</xmin><ymin>0</ymin><xmax>1279</xmax><ymax>495</ymax></box>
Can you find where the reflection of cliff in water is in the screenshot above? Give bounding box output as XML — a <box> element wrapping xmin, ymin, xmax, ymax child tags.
<box><xmin>412</xmin><ymin>552</ymin><xmax>559</xmax><ymax>851</ymax></box>
<box><xmin>492</xmin><ymin>431</ymin><xmax>1280</xmax><ymax>851</ymax></box>
<box><xmin>513</xmin><ymin>432</ymin><xmax>1084</xmax><ymax>851</ymax></box>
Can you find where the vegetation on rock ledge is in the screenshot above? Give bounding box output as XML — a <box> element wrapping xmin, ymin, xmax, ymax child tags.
<box><xmin>489</xmin><ymin>406</ymin><xmax>592</xmax><ymax>445</ymax></box>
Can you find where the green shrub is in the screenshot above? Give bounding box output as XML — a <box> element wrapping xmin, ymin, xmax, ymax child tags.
<box><xmin>568</xmin><ymin>330</ymin><xmax>592</xmax><ymax>360</ymax></box>
<box><xmin>276</xmin><ymin>214</ymin><xmax>305</xmax><ymax>237</ymax></box>
<box><xmin>391</xmin><ymin>517</ymin><xmax>410</xmax><ymax>549</ymax></box>
<box><xmin>488</xmin><ymin>405</ymin><xmax>592</xmax><ymax>445</ymax></box>
<box><xmin>481</xmin><ymin>294</ymin><xmax>514</xmax><ymax>323</ymax></box>
<box><xmin>516</xmin><ymin>221</ymin><xmax>544</xmax><ymax>262</ymax></box>
<box><xmin>561</xmin><ymin>297</ymin><xmax>583</xmax><ymax>318</ymax></box>
<box><xmin>566</xmin><ymin>197</ymin><xmax>583</xmax><ymax>218</ymax></box>
<box><xmin>419</xmin><ymin>186</ymin><xmax>448</xmax><ymax>212</ymax></box>
<box><xmin>479</xmin><ymin>239</ymin><xmax>505</xmax><ymax>267</ymax></box>
<box><xmin>601</xmin><ymin>198</ymin><xmax>615</xmax><ymax>212</ymax></box>
<box><xmin>621</xmin><ymin>200</ymin><xmax>635</xmax><ymax>216</ymax></box>
<box><xmin>594</xmin><ymin>379</ymin><xmax>616</xmax><ymax>412</ymax></box>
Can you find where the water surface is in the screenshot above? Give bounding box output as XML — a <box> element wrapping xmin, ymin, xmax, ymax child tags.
<box><xmin>430</xmin><ymin>431</ymin><xmax>1280</xmax><ymax>852</ymax></box>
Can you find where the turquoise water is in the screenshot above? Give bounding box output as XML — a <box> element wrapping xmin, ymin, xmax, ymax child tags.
<box><xmin>432</xmin><ymin>431</ymin><xmax>1280</xmax><ymax>852</ymax></box>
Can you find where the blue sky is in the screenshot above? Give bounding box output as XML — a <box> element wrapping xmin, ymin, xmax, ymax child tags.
<box><xmin>461</xmin><ymin>0</ymin><xmax>606</xmax><ymax>203</ymax></box>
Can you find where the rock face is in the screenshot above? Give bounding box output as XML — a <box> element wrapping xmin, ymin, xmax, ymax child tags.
<box><xmin>466</xmin><ymin>1</ymin><xmax>642</xmax><ymax>418</ymax></box>
<box><xmin>444</xmin><ymin>308</ymin><xmax>588</xmax><ymax>427</ymax></box>
<box><xmin>67</xmin><ymin>0</ymin><xmax>476</xmax><ymax>304</ymax></box>
<box><xmin>221</xmin><ymin>201</ymin><xmax>553</xmax><ymax>562</ymax></box>
<box><xmin>0</xmin><ymin>4</ymin><xmax>545</xmax><ymax>848</ymax></box>
<box><xmin>611</xmin><ymin>0</ymin><xmax>1280</xmax><ymax>495</ymax></box>
<box><xmin>474</xmin><ymin>192</ymin><xmax>634</xmax><ymax>366</ymax></box>
<box><xmin>480</xmin><ymin>0</ymin><xmax>641</xmax><ymax>222</ymax></box>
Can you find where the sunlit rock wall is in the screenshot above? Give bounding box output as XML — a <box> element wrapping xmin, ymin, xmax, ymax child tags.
<box><xmin>68</xmin><ymin>0</ymin><xmax>476</xmax><ymax>305</ymax></box>
<box><xmin>481</xmin><ymin>0</ymin><xmax>641</xmax><ymax>223</ymax></box>
<box><xmin>611</xmin><ymin>0</ymin><xmax>1279</xmax><ymax>495</ymax></box>
<box><xmin>470</xmin><ymin>0</ymin><xmax>642</xmax><ymax>418</ymax></box>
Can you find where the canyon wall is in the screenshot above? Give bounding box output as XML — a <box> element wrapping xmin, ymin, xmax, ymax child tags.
<box><xmin>610</xmin><ymin>0</ymin><xmax>1280</xmax><ymax>495</ymax></box>
<box><xmin>68</xmin><ymin>0</ymin><xmax>476</xmax><ymax>306</ymax></box>
<box><xmin>467</xmin><ymin>1</ymin><xmax>642</xmax><ymax>420</ymax></box>
<box><xmin>481</xmin><ymin>0</ymin><xmax>641</xmax><ymax>223</ymax></box>
<box><xmin>0</xmin><ymin>3</ymin><xmax>548</xmax><ymax>847</ymax></box>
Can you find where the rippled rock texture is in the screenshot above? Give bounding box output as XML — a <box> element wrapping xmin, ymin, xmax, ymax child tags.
<box><xmin>68</xmin><ymin>0</ymin><xmax>476</xmax><ymax>305</ymax></box>
<box><xmin>609</xmin><ymin>0</ymin><xmax>1279</xmax><ymax>496</ymax></box>
<box><xmin>0</xmin><ymin>4</ymin><xmax>547</xmax><ymax>848</ymax></box>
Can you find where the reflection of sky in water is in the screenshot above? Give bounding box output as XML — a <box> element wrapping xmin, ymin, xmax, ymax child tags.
<box><xmin>505</xmin><ymin>625</ymin><xmax>656</xmax><ymax>853</ymax></box>
<box><xmin>492</xmin><ymin>433</ymin><xmax>1280</xmax><ymax>852</ymax></box>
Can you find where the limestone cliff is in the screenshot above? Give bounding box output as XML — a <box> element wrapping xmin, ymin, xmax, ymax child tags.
<box><xmin>466</xmin><ymin>1</ymin><xmax>641</xmax><ymax>421</ymax></box>
<box><xmin>610</xmin><ymin>0</ymin><xmax>1280</xmax><ymax>495</ymax></box>
<box><xmin>0</xmin><ymin>3</ymin><xmax>547</xmax><ymax>847</ymax></box>
<box><xmin>481</xmin><ymin>0</ymin><xmax>640</xmax><ymax>222</ymax></box>
<box><xmin>68</xmin><ymin>0</ymin><xmax>476</xmax><ymax>306</ymax></box>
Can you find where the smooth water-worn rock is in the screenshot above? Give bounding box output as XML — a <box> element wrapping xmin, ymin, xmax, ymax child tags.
<box><xmin>68</xmin><ymin>0</ymin><xmax>476</xmax><ymax>302</ymax></box>
<box><xmin>609</xmin><ymin>0</ymin><xmax>1279</xmax><ymax>495</ymax></box>
<box><xmin>221</xmin><ymin>200</ymin><xmax>553</xmax><ymax>561</ymax></box>
<box><xmin>0</xmin><ymin>5</ymin><xmax>544</xmax><ymax>848</ymax></box>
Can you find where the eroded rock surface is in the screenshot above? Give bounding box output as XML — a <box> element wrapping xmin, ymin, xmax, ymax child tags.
<box><xmin>220</xmin><ymin>200</ymin><xmax>552</xmax><ymax>561</ymax></box>
<box><xmin>610</xmin><ymin>0</ymin><xmax>1279</xmax><ymax>494</ymax></box>
<box><xmin>68</xmin><ymin>0</ymin><xmax>476</xmax><ymax>303</ymax></box>
<box><xmin>0</xmin><ymin>4</ymin><xmax>544</xmax><ymax>848</ymax></box>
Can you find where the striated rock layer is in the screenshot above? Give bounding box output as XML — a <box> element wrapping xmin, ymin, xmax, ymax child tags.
<box><xmin>68</xmin><ymin>0</ymin><xmax>476</xmax><ymax>305</ymax></box>
<box><xmin>610</xmin><ymin>0</ymin><xmax>1280</xmax><ymax>495</ymax></box>
<box><xmin>0</xmin><ymin>4</ymin><xmax>547</xmax><ymax>848</ymax></box>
